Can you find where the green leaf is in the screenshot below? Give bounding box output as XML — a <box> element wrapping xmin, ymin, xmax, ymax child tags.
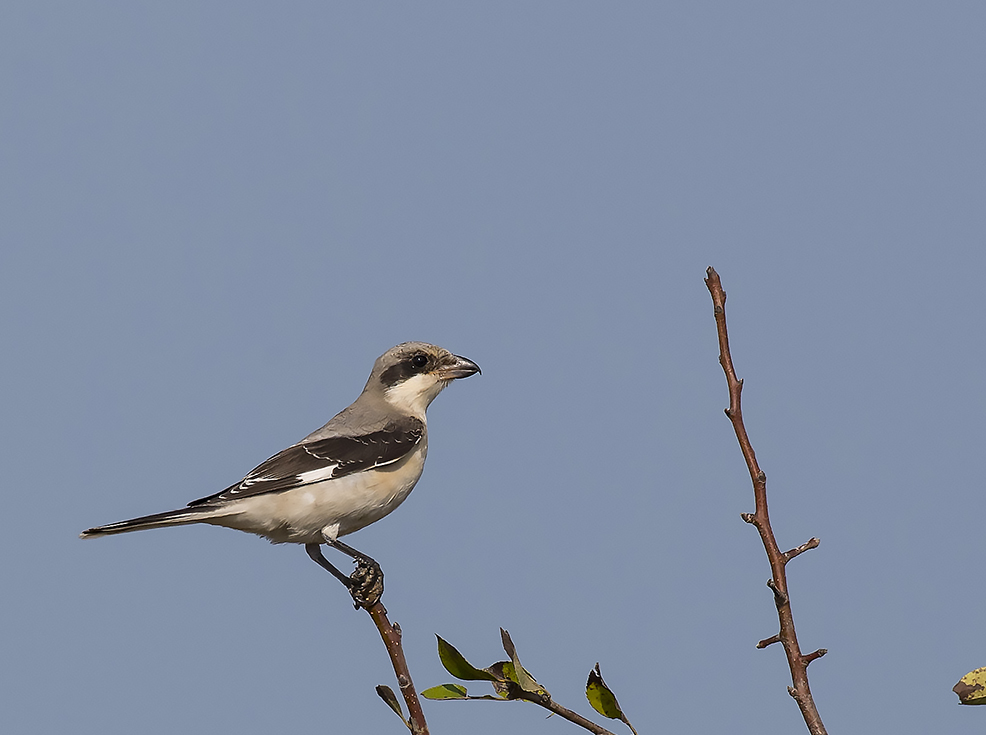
<box><xmin>421</xmin><ymin>684</ymin><xmax>470</xmax><ymax>700</ymax></box>
<box><xmin>375</xmin><ymin>685</ymin><xmax>411</xmax><ymax>730</ymax></box>
<box><xmin>955</xmin><ymin>668</ymin><xmax>986</xmax><ymax>705</ymax></box>
<box><xmin>436</xmin><ymin>636</ymin><xmax>499</xmax><ymax>681</ymax></box>
<box><xmin>421</xmin><ymin>684</ymin><xmax>506</xmax><ymax>702</ymax></box>
<box><xmin>500</xmin><ymin>629</ymin><xmax>548</xmax><ymax>697</ymax></box>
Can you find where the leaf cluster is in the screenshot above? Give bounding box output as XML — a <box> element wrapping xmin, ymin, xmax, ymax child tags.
<box><xmin>420</xmin><ymin>628</ymin><xmax>637</xmax><ymax>735</ymax></box>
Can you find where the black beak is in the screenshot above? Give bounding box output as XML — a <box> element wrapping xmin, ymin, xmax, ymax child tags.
<box><xmin>439</xmin><ymin>354</ymin><xmax>481</xmax><ymax>379</ymax></box>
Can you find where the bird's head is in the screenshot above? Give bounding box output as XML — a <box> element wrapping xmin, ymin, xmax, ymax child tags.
<box><xmin>368</xmin><ymin>342</ymin><xmax>481</xmax><ymax>417</ymax></box>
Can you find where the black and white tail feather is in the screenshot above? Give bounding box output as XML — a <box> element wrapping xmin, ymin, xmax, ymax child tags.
<box><xmin>80</xmin><ymin>506</ymin><xmax>226</xmax><ymax>538</ymax></box>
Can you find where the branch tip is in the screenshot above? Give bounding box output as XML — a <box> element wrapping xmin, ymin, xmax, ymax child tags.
<box><xmin>803</xmin><ymin>649</ymin><xmax>828</xmax><ymax>666</ymax></box>
<box><xmin>784</xmin><ymin>538</ymin><xmax>821</xmax><ymax>561</ymax></box>
<box><xmin>740</xmin><ymin>512</ymin><xmax>756</xmax><ymax>524</ymax></box>
<box><xmin>757</xmin><ymin>634</ymin><xmax>781</xmax><ymax>649</ymax></box>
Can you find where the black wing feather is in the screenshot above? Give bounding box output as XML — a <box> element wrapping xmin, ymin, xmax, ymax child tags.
<box><xmin>188</xmin><ymin>420</ymin><xmax>424</xmax><ymax>507</ymax></box>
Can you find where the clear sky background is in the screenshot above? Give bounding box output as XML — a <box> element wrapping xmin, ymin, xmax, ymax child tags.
<box><xmin>3</xmin><ymin>3</ymin><xmax>985</xmax><ymax>734</ymax></box>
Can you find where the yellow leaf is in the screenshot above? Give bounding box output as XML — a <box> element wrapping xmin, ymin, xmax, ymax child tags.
<box><xmin>586</xmin><ymin>663</ymin><xmax>624</xmax><ymax>719</ymax></box>
<box><xmin>954</xmin><ymin>667</ymin><xmax>986</xmax><ymax>705</ymax></box>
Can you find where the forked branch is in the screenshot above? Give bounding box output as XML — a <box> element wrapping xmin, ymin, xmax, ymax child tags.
<box><xmin>704</xmin><ymin>267</ymin><xmax>828</xmax><ymax>735</ymax></box>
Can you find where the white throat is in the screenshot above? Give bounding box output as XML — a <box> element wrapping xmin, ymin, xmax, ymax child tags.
<box><xmin>383</xmin><ymin>373</ymin><xmax>447</xmax><ymax>418</ymax></box>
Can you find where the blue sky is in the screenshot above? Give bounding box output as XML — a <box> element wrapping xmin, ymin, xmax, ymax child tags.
<box><xmin>3</xmin><ymin>3</ymin><xmax>985</xmax><ymax>733</ymax></box>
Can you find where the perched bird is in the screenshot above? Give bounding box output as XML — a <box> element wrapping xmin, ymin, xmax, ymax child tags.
<box><xmin>81</xmin><ymin>342</ymin><xmax>480</xmax><ymax>604</ymax></box>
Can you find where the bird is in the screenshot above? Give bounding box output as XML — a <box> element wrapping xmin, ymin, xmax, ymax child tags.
<box><xmin>81</xmin><ymin>342</ymin><xmax>480</xmax><ymax>606</ymax></box>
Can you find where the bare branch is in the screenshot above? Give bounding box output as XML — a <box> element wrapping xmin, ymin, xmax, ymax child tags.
<box><xmin>308</xmin><ymin>545</ymin><xmax>429</xmax><ymax>735</ymax></box>
<box><xmin>366</xmin><ymin>602</ymin><xmax>429</xmax><ymax>735</ymax></box>
<box><xmin>705</xmin><ymin>267</ymin><xmax>828</xmax><ymax>735</ymax></box>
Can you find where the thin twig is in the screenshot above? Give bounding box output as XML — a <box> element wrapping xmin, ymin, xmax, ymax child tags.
<box><xmin>784</xmin><ymin>538</ymin><xmax>821</xmax><ymax>562</ymax></box>
<box><xmin>513</xmin><ymin>691</ymin><xmax>619</xmax><ymax>735</ymax></box>
<box><xmin>705</xmin><ymin>267</ymin><xmax>828</xmax><ymax>735</ymax></box>
<box><xmin>366</xmin><ymin>601</ymin><xmax>429</xmax><ymax>735</ymax></box>
<box><xmin>803</xmin><ymin>648</ymin><xmax>828</xmax><ymax>666</ymax></box>
<box><xmin>308</xmin><ymin>545</ymin><xmax>429</xmax><ymax>735</ymax></box>
<box><xmin>757</xmin><ymin>634</ymin><xmax>782</xmax><ymax>650</ymax></box>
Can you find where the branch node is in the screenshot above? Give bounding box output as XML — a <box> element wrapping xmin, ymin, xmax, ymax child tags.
<box><xmin>766</xmin><ymin>578</ymin><xmax>788</xmax><ymax>605</ymax></box>
<box><xmin>757</xmin><ymin>634</ymin><xmax>781</xmax><ymax>649</ymax></box>
<box><xmin>803</xmin><ymin>648</ymin><xmax>828</xmax><ymax>666</ymax></box>
<box><xmin>784</xmin><ymin>537</ymin><xmax>821</xmax><ymax>562</ymax></box>
<box><xmin>707</xmin><ymin>268</ymin><xmax>827</xmax><ymax>733</ymax></box>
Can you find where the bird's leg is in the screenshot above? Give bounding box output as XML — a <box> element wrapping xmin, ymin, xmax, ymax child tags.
<box><xmin>305</xmin><ymin>543</ymin><xmax>353</xmax><ymax>586</ymax></box>
<box><xmin>306</xmin><ymin>539</ymin><xmax>384</xmax><ymax>610</ymax></box>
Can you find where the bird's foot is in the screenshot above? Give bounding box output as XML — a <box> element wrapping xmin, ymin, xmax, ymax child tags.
<box><xmin>348</xmin><ymin>557</ymin><xmax>384</xmax><ymax>609</ymax></box>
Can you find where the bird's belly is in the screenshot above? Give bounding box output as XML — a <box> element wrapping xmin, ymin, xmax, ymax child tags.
<box><xmin>218</xmin><ymin>444</ymin><xmax>427</xmax><ymax>544</ymax></box>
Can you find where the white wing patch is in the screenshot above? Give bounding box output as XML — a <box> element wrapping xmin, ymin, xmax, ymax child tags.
<box><xmin>296</xmin><ymin>464</ymin><xmax>340</xmax><ymax>485</ymax></box>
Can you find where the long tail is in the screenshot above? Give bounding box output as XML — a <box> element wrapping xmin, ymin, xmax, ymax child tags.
<box><xmin>80</xmin><ymin>507</ymin><xmax>220</xmax><ymax>539</ymax></box>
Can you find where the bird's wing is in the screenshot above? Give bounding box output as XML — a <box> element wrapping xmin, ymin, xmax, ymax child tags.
<box><xmin>187</xmin><ymin>418</ymin><xmax>425</xmax><ymax>506</ymax></box>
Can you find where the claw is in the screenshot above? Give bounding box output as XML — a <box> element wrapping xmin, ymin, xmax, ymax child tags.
<box><xmin>349</xmin><ymin>558</ymin><xmax>384</xmax><ymax>608</ymax></box>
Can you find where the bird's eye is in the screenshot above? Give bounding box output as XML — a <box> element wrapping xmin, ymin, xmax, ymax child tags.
<box><xmin>411</xmin><ymin>354</ymin><xmax>429</xmax><ymax>369</ymax></box>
